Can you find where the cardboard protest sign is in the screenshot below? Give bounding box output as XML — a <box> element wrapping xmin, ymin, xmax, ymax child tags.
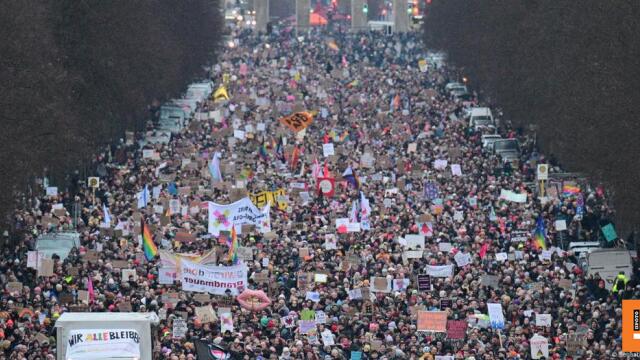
<box><xmin>279</xmin><ymin>112</ymin><xmax>313</xmax><ymax>132</ymax></box>
<box><xmin>173</xmin><ymin>318</ymin><xmax>187</xmax><ymax>339</ymax></box>
<box><xmin>195</xmin><ymin>305</ymin><xmax>217</xmax><ymax>323</ymax></box>
<box><xmin>417</xmin><ymin>311</ymin><xmax>447</xmax><ymax>332</ymax></box>
<box><xmin>370</xmin><ymin>277</ymin><xmax>391</xmax><ymax>293</ymax></box>
<box><xmin>535</xmin><ymin>313</ymin><xmax>552</xmax><ymax>327</ymax></box>
<box><xmin>6</xmin><ymin>282</ymin><xmax>23</xmax><ymax>294</ymax></box>
<box><xmin>446</xmin><ymin>320</ymin><xmax>467</xmax><ymax>340</ymax></box>
<box><xmin>38</xmin><ymin>259</ymin><xmax>54</xmax><ymax>277</ymax></box>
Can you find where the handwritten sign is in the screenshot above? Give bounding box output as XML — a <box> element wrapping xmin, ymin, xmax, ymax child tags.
<box><xmin>417</xmin><ymin>311</ymin><xmax>447</xmax><ymax>332</ymax></box>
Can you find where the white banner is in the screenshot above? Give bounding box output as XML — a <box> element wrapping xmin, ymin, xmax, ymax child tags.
<box><xmin>66</xmin><ymin>329</ymin><xmax>141</xmax><ymax>359</ymax></box>
<box><xmin>499</xmin><ymin>189</ymin><xmax>527</xmax><ymax>203</ymax></box>
<box><xmin>426</xmin><ymin>265</ymin><xmax>454</xmax><ymax>278</ymax></box>
<box><xmin>179</xmin><ymin>259</ymin><xmax>248</xmax><ymax>295</ymax></box>
<box><xmin>208</xmin><ymin>198</ymin><xmax>266</xmax><ymax>235</ymax></box>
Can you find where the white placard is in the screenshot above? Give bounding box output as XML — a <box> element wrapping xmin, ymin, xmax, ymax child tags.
<box><xmin>67</xmin><ymin>329</ymin><xmax>141</xmax><ymax>359</ymax></box>
<box><xmin>322</xmin><ymin>143</ymin><xmax>335</xmax><ymax>157</ymax></box>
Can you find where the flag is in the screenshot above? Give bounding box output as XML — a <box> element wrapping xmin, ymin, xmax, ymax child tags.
<box><xmin>360</xmin><ymin>192</ymin><xmax>372</xmax><ymax>231</ymax></box>
<box><xmin>258</xmin><ymin>203</ymin><xmax>271</xmax><ymax>233</ymax></box>
<box><xmin>479</xmin><ymin>242</ymin><xmax>489</xmax><ymax>259</ymax></box>
<box><xmin>312</xmin><ymin>157</ymin><xmax>321</xmax><ymax>181</ymax></box>
<box><xmin>349</xmin><ymin>200</ymin><xmax>359</xmax><ymax>223</ymax></box>
<box><xmin>226</xmin><ymin>225</ymin><xmax>238</xmax><ymax>264</ymax></box>
<box><xmin>326</xmin><ymin>39</ymin><xmax>339</xmax><ymax>51</ymax></box>
<box><xmin>136</xmin><ymin>185</ymin><xmax>150</xmax><ymax>209</ymax></box>
<box><xmin>342</xmin><ymin>166</ymin><xmax>359</xmax><ymax>189</ymax></box>
<box><xmin>290</xmin><ymin>146</ymin><xmax>300</xmax><ymax>171</ymax></box>
<box><xmin>323</xmin><ymin>161</ymin><xmax>330</xmax><ymax>178</ymax></box>
<box><xmin>141</xmin><ymin>218</ymin><xmax>158</xmax><ymax>261</ymax></box>
<box><xmin>208</xmin><ymin>152</ymin><xmax>223</xmax><ymax>182</ymax></box>
<box><xmin>258</xmin><ymin>142</ymin><xmax>269</xmax><ymax>161</ymax></box>
<box><xmin>213</xmin><ymin>85</ymin><xmax>229</xmax><ymax>102</ymax></box>
<box><xmin>195</xmin><ymin>340</ymin><xmax>231</xmax><ymax>360</ymax></box>
<box><xmin>102</xmin><ymin>204</ymin><xmax>112</xmax><ymax>227</ymax></box>
<box><xmin>338</xmin><ymin>130</ymin><xmax>350</xmax><ymax>143</ymax></box>
<box><xmin>533</xmin><ymin>216</ymin><xmax>547</xmax><ymax>250</ymax></box>
<box><xmin>87</xmin><ymin>276</ymin><xmax>95</xmax><ymax>304</ymax></box>
<box><xmin>167</xmin><ymin>182</ymin><xmax>178</xmax><ymax>196</ymax></box>
<box><xmin>276</xmin><ymin>137</ymin><xmax>286</xmax><ymax>163</ymax></box>
<box><xmin>562</xmin><ymin>185</ymin><xmax>580</xmax><ymax>197</ymax></box>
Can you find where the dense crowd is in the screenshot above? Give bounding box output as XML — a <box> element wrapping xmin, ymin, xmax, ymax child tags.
<box><xmin>1</xmin><ymin>25</ymin><xmax>637</xmax><ymax>360</ymax></box>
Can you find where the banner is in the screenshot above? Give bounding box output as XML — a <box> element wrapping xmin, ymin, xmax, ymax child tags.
<box><xmin>499</xmin><ymin>189</ymin><xmax>527</xmax><ymax>203</ymax></box>
<box><xmin>250</xmin><ymin>189</ymin><xmax>287</xmax><ymax>211</ymax></box>
<box><xmin>426</xmin><ymin>265</ymin><xmax>454</xmax><ymax>278</ymax></box>
<box><xmin>208</xmin><ymin>198</ymin><xmax>267</xmax><ymax>236</ymax></box>
<box><xmin>417</xmin><ymin>311</ymin><xmax>447</xmax><ymax>332</ymax></box>
<box><xmin>66</xmin><ymin>329</ymin><xmax>141</xmax><ymax>360</ymax></box>
<box><xmin>279</xmin><ymin>112</ymin><xmax>313</xmax><ymax>132</ymax></box>
<box><xmin>179</xmin><ymin>259</ymin><xmax>248</xmax><ymax>295</ymax></box>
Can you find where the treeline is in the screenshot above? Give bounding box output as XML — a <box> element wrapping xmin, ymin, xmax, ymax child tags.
<box><xmin>424</xmin><ymin>0</ymin><xmax>640</xmax><ymax>234</ymax></box>
<box><xmin>0</xmin><ymin>1</ymin><xmax>222</xmax><ymax>228</ymax></box>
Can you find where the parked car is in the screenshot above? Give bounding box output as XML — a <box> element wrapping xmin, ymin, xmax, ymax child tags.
<box><xmin>481</xmin><ymin>134</ymin><xmax>502</xmax><ymax>149</ymax></box>
<box><xmin>491</xmin><ymin>139</ymin><xmax>520</xmax><ymax>163</ymax></box>
<box><xmin>468</xmin><ymin>107</ymin><xmax>496</xmax><ymax>131</ymax></box>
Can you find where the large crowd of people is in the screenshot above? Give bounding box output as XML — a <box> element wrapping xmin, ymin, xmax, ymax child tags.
<box><xmin>0</xmin><ymin>24</ymin><xmax>636</xmax><ymax>360</ymax></box>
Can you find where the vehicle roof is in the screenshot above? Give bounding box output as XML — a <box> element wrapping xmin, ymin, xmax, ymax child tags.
<box><xmin>470</xmin><ymin>107</ymin><xmax>492</xmax><ymax>116</ymax></box>
<box><xmin>56</xmin><ymin>312</ymin><xmax>159</xmax><ymax>326</ymax></box>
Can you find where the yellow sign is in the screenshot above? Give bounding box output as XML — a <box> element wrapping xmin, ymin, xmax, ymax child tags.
<box><xmin>250</xmin><ymin>189</ymin><xmax>288</xmax><ymax>211</ymax></box>
<box><xmin>279</xmin><ymin>112</ymin><xmax>313</xmax><ymax>132</ymax></box>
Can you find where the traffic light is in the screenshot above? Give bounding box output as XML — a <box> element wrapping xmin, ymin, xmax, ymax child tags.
<box><xmin>363</xmin><ymin>4</ymin><xmax>368</xmax><ymax>14</ymax></box>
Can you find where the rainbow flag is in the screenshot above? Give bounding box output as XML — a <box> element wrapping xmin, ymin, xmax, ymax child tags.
<box><xmin>141</xmin><ymin>218</ymin><xmax>158</xmax><ymax>260</ymax></box>
<box><xmin>258</xmin><ymin>142</ymin><xmax>269</xmax><ymax>161</ymax></box>
<box><xmin>226</xmin><ymin>226</ymin><xmax>238</xmax><ymax>264</ymax></box>
<box><xmin>562</xmin><ymin>185</ymin><xmax>581</xmax><ymax>196</ymax></box>
<box><xmin>533</xmin><ymin>216</ymin><xmax>546</xmax><ymax>250</ymax></box>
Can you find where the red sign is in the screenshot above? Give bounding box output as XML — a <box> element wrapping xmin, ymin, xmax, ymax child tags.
<box><xmin>316</xmin><ymin>177</ymin><xmax>335</xmax><ymax>198</ymax></box>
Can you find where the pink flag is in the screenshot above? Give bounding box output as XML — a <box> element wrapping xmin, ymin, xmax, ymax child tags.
<box><xmin>87</xmin><ymin>276</ymin><xmax>95</xmax><ymax>303</ymax></box>
<box><xmin>479</xmin><ymin>243</ymin><xmax>489</xmax><ymax>259</ymax></box>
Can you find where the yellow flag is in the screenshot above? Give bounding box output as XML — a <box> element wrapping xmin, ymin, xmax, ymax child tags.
<box><xmin>213</xmin><ymin>86</ymin><xmax>229</xmax><ymax>102</ymax></box>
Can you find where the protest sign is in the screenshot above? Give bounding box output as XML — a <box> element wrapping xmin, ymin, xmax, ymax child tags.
<box><xmin>446</xmin><ymin>320</ymin><xmax>467</xmax><ymax>339</ymax></box>
<box><xmin>417</xmin><ymin>275</ymin><xmax>431</xmax><ymax>290</ymax></box>
<box><xmin>487</xmin><ymin>303</ymin><xmax>505</xmax><ymax>329</ymax></box>
<box><xmin>208</xmin><ymin>198</ymin><xmax>266</xmax><ymax>235</ymax></box>
<box><xmin>500</xmin><ymin>189</ymin><xmax>527</xmax><ymax>203</ymax></box>
<box><xmin>173</xmin><ymin>319</ymin><xmax>187</xmax><ymax>339</ymax></box>
<box><xmin>535</xmin><ymin>313</ymin><xmax>552</xmax><ymax>327</ymax></box>
<box><xmin>404</xmin><ymin>234</ymin><xmax>425</xmax><ymax>250</ymax></box>
<box><xmin>179</xmin><ymin>259</ymin><xmax>248</xmax><ymax>295</ymax></box>
<box><xmin>555</xmin><ymin>220</ymin><xmax>567</xmax><ymax>231</ymax></box>
<box><xmin>195</xmin><ymin>305</ymin><xmax>217</xmax><ymax>323</ymax></box>
<box><xmin>530</xmin><ymin>334</ymin><xmax>549</xmax><ymax>359</ymax></box>
<box><xmin>66</xmin><ymin>329</ymin><xmax>141</xmax><ymax>359</ymax></box>
<box><xmin>38</xmin><ymin>259</ymin><xmax>54</xmax><ymax>277</ymax></box>
<box><xmin>322</xmin><ymin>143</ymin><xmax>335</xmax><ymax>157</ymax></box>
<box><xmin>279</xmin><ymin>112</ymin><xmax>313</xmax><ymax>132</ymax></box>
<box><xmin>481</xmin><ymin>274</ymin><xmax>500</xmax><ymax>289</ymax></box>
<box><xmin>6</xmin><ymin>281</ymin><xmax>23</xmax><ymax>294</ymax></box>
<box><xmin>220</xmin><ymin>312</ymin><xmax>234</xmax><ymax>333</ymax></box>
<box><xmin>370</xmin><ymin>277</ymin><xmax>391</xmax><ymax>293</ymax></box>
<box><xmin>417</xmin><ymin>311</ymin><xmax>447</xmax><ymax>332</ymax></box>
<box><xmin>426</xmin><ymin>265</ymin><xmax>454</xmax><ymax>278</ymax></box>
<box><xmin>454</xmin><ymin>252</ymin><xmax>471</xmax><ymax>267</ymax></box>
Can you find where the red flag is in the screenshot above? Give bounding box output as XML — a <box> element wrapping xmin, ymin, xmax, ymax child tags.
<box><xmin>290</xmin><ymin>146</ymin><xmax>300</xmax><ymax>171</ymax></box>
<box><xmin>479</xmin><ymin>243</ymin><xmax>489</xmax><ymax>259</ymax></box>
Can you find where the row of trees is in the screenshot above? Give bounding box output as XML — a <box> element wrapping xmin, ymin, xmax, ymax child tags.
<box><xmin>423</xmin><ymin>0</ymin><xmax>640</xmax><ymax>234</ymax></box>
<box><xmin>0</xmin><ymin>0</ymin><xmax>222</xmax><ymax>228</ymax></box>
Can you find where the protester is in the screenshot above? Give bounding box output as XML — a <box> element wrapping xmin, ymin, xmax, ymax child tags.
<box><xmin>0</xmin><ymin>24</ymin><xmax>635</xmax><ymax>360</ymax></box>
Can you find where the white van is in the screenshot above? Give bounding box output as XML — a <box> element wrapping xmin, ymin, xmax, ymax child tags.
<box><xmin>586</xmin><ymin>249</ymin><xmax>633</xmax><ymax>290</ymax></box>
<box><xmin>468</xmin><ymin>107</ymin><xmax>495</xmax><ymax>131</ymax></box>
